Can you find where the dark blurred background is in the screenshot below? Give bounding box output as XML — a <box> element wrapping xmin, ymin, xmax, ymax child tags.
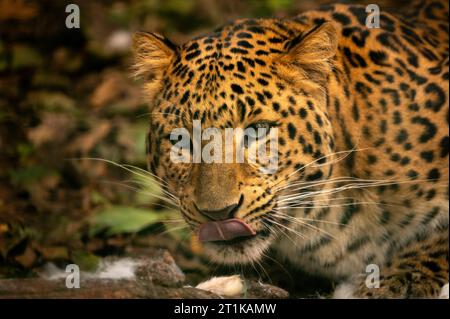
<box><xmin>0</xmin><ymin>0</ymin><xmax>408</xmax><ymax>294</ymax></box>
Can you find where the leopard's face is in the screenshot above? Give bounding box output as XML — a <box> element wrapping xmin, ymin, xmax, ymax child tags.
<box><xmin>134</xmin><ymin>19</ymin><xmax>338</xmax><ymax>264</ymax></box>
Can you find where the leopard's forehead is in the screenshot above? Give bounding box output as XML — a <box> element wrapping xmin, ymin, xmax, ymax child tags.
<box><xmin>182</xmin><ymin>18</ymin><xmax>301</xmax><ymax>55</ymax></box>
<box><xmin>168</xmin><ymin>18</ymin><xmax>306</xmax><ymax>84</ymax></box>
<box><xmin>155</xmin><ymin>18</ymin><xmax>311</xmax><ymax>127</ymax></box>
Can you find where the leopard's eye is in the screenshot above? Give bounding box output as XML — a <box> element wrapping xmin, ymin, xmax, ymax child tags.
<box><xmin>168</xmin><ymin>134</ymin><xmax>181</xmax><ymax>146</ymax></box>
<box><xmin>244</xmin><ymin>122</ymin><xmax>273</xmax><ymax>147</ymax></box>
<box><xmin>166</xmin><ymin>131</ymin><xmax>191</xmax><ymax>148</ymax></box>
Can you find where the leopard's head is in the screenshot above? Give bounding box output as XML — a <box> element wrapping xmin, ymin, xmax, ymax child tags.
<box><xmin>133</xmin><ymin>19</ymin><xmax>338</xmax><ymax>264</ymax></box>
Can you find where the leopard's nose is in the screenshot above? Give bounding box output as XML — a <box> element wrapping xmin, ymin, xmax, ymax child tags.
<box><xmin>196</xmin><ymin>195</ymin><xmax>243</xmax><ymax>221</ymax></box>
<box><xmin>197</xmin><ymin>203</ymin><xmax>239</xmax><ymax>221</ymax></box>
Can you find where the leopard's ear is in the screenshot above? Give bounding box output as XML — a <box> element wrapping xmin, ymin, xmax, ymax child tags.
<box><xmin>132</xmin><ymin>32</ymin><xmax>177</xmax><ymax>81</ymax></box>
<box><xmin>278</xmin><ymin>22</ymin><xmax>338</xmax><ymax>85</ymax></box>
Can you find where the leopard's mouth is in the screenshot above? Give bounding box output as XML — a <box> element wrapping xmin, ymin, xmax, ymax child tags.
<box><xmin>200</xmin><ymin>228</ymin><xmax>273</xmax><ymax>265</ymax></box>
<box><xmin>206</xmin><ymin>234</ymin><xmax>258</xmax><ymax>246</ymax></box>
<box><xmin>198</xmin><ymin>218</ymin><xmax>256</xmax><ymax>243</ymax></box>
<box><xmin>196</xmin><ymin>218</ymin><xmax>268</xmax><ymax>255</ymax></box>
<box><xmin>189</xmin><ymin>212</ymin><xmax>275</xmax><ymax>264</ymax></box>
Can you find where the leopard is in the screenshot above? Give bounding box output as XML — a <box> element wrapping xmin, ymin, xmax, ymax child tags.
<box><xmin>132</xmin><ymin>0</ymin><xmax>449</xmax><ymax>298</ymax></box>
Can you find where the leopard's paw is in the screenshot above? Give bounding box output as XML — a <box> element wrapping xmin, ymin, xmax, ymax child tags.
<box><xmin>440</xmin><ymin>283</ymin><xmax>449</xmax><ymax>299</ymax></box>
<box><xmin>195</xmin><ymin>275</ymin><xmax>244</xmax><ymax>297</ymax></box>
<box><xmin>332</xmin><ymin>281</ymin><xmax>358</xmax><ymax>299</ymax></box>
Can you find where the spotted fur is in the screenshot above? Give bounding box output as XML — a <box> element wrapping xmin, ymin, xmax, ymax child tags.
<box><xmin>133</xmin><ymin>0</ymin><xmax>449</xmax><ymax>298</ymax></box>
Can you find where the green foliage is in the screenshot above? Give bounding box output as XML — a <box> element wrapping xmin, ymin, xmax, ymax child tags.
<box><xmin>118</xmin><ymin>122</ymin><xmax>149</xmax><ymax>164</ymax></box>
<box><xmin>89</xmin><ymin>205</ymin><xmax>172</xmax><ymax>237</ymax></box>
<box><xmin>9</xmin><ymin>166</ymin><xmax>58</xmax><ymax>187</ymax></box>
<box><xmin>16</xmin><ymin>143</ymin><xmax>35</xmax><ymax>161</ymax></box>
<box><xmin>266</xmin><ymin>0</ymin><xmax>293</xmax><ymax>11</ymax></box>
<box><xmin>132</xmin><ymin>174</ymin><xmax>163</xmax><ymax>205</ymax></box>
<box><xmin>71</xmin><ymin>251</ymin><xmax>101</xmax><ymax>271</ymax></box>
<box><xmin>11</xmin><ymin>45</ymin><xmax>43</xmax><ymax>69</ymax></box>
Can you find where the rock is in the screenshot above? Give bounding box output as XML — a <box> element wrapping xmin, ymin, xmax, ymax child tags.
<box><xmin>244</xmin><ymin>280</ymin><xmax>289</xmax><ymax>299</ymax></box>
<box><xmin>0</xmin><ymin>278</ymin><xmax>220</xmax><ymax>299</ymax></box>
<box><xmin>0</xmin><ymin>249</ymin><xmax>288</xmax><ymax>299</ymax></box>
<box><xmin>132</xmin><ymin>249</ymin><xmax>186</xmax><ymax>287</ymax></box>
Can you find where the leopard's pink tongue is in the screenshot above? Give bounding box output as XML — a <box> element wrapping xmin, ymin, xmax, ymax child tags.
<box><xmin>198</xmin><ymin>218</ymin><xmax>256</xmax><ymax>242</ymax></box>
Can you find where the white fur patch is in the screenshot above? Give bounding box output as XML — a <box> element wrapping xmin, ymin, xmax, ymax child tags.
<box><xmin>196</xmin><ymin>275</ymin><xmax>243</xmax><ymax>297</ymax></box>
<box><xmin>40</xmin><ymin>258</ymin><xmax>140</xmax><ymax>280</ymax></box>
<box><xmin>333</xmin><ymin>282</ymin><xmax>358</xmax><ymax>299</ymax></box>
<box><xmin>439</xmin><ymin>283</ymin><xmax>449</xmax><ymax>299</ymax></box>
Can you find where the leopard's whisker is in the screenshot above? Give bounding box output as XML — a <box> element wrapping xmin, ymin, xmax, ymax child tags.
<box><xmin>121</xmin><ymin>163</ymin><xmax>171</xmax><ymax>187</ymax></box>
<box><xmin>271</xmin><ymin>211</ymin><xmax>354</xmax><ymax>228</ymax></box>
<box><xmin>69</xmin><ymin>157</ymin><xmax>181</xmax><ymax>206</ymax></box>
<box><xmin>275</xmin><ymin>200</ymin><xmax>395</xmax><ymax>210</ymax></box>
<box><xmin>73</xmin><ymin>157</ymin><xmax>172</xmax><ymax>189</ymax></box>
<box><xmin>156</xmin><ymin>224</ymin><xmax>190</xmax><ymax>237</ymax></box>
<box><xmin>263</xmin><ymin>221</ymin><xmax>301</xmax><ymax>248</ymax></box>
<box><xmin>260</xmin><ymin>251</ymin><xmax>294</xmax><ymax>282</ymax></box>
<box><xmin>268</xmin><ymin>147</ymin><xmax>371</xmax><ymax>190</ymax></box>
<box><xmin>125</xmin><ymin>178</ymin><xmax>179</xmax><ymax>202</ymax></box>
<box><xmin>270</xmin><ymin>214</ymin><xmax>338</xmax><ymax>240</ymax></box>
<box><xmin>265</xmin><ymin>217</ymin><xmax>309</xmax><ymax>240</ymax></box>
<box><xmin>254</xmin><ymin>253</ymin><xmax>272</xmax><ymax>283</ymax></box>
<box><xmin>276</xmin><ymin>179</ymin><xmax>444</xmax><ymax>204</ymax></box>
<box><xmin>275</xmin><ymin>196</ymin><xmax>360</xmax><ymax>205</ymax></box>
<box><xmin>100</xmin><ymin>180</ymin><xmax>179</xmax><ymax>208</ymax></box>
<box><xmin>274</xmin><ymin>176</ymin><xmax>404</xmax><ymax>193</ymax></box>
<box><xmin>274</xmin><ymin>176</ymin><xmax>363</xmax><ymax>192</ymax></box>
<box><xmin>160</xmin><ymin>218</ymin><xmax>186</xmax><ymax>223</ymax></box>
<box><xmin>276</xmin><ymin>177</ymin><xmax>445</xmax><ymax>195</ymax></box>
<box><xmin>71</xmin><ymin>157</ymin><xmax>175</xmax><ymax>196</ymax></box>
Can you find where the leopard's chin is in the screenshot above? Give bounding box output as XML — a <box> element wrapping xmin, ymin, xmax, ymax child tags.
<box><xmin>201</xmin><ymin>233</ymin><xmax>273</xmax><ymax>265</ymax></box>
